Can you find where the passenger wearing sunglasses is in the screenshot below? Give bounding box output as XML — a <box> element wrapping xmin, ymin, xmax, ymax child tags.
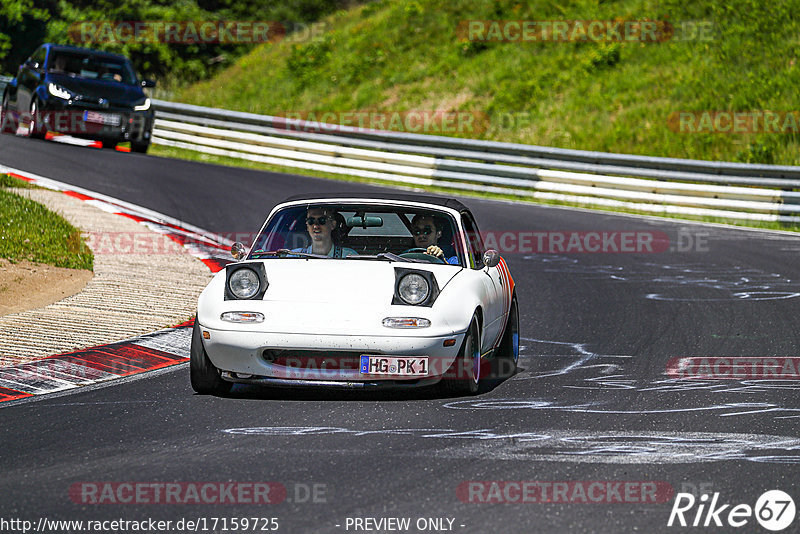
<box><xmin>410</xmin><ymin>215</ymin><xmax>459</xmax><ymax>265</ymax></box>
<box><xmin>294</xmin><ymin>208</ymin><xmax>358</xmax><ymax>258</ymax></box>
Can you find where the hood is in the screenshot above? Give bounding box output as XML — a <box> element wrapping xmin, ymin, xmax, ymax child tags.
<box><xmin>201</xmin><ymin>259</ymin><xmax>465</xmax><ymax>335</ymax></box>
<box><xmin>257</xmin><ymin>259</ymin><xmax>461</xmax><ymax>305</ymax></box>
<box><xmin>47</xmin><ymin>73</ymin><xmax>144</xmax><ymax>105</ymax></box>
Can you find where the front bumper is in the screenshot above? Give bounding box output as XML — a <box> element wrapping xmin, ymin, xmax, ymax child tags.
<box><xmin>200</xmin><ymin>325</ymin><xmax>465</xmax><ymax>385</ymax></box>
<box><xmin>40</xmin><ymin>101</ymin><xmax>153</xmax><ymax>142</ymax></box>
<box><xmin>220</xmin><ymin>374</ymin><xmax>441</xmax><ymax>389</ymax></box>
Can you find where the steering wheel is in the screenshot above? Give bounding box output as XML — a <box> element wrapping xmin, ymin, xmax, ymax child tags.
<box><xmin>399</xmin><ymin>247</ymin><xmax>445</xmax><ymax>264</ymax></box>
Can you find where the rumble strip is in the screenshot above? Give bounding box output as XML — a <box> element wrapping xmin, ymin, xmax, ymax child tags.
<box><xmin>0</xmin><ymin>165</ymin><xmax>235</xmax><ymax>404</ymax></box>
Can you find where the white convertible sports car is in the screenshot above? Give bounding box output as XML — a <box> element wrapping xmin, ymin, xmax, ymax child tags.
<box><xmin>191</xmin><ymin>193</ymin><xmax>518</xmax><ymax>396</ymax></box>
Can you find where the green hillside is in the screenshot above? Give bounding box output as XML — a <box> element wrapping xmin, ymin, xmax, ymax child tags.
<box><xmin>174</xmin><ymin>0</ymin><xmax>800</xmax><ymax>165</ymax></box>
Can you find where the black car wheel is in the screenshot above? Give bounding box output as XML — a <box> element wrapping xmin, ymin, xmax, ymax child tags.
<box><xmin>491</xmin><ymin>293</ymin><xmax>519</xmax><ymax>378</ymax></box>
<box><xmin>27</xmin><ymin>99</ymin><xmax>45</xmax><ymax>139</ymax></box>
<box><xmin>440</xmin><ymin>314</ymin><xmax>481</xmax><ymax>396</ymax></box>
<box><xmin>190</xmin><ymin>320</ymin><xmax>233</xmax><ymax>395</ymax></box>
<box><xmin>1</xmin><ymin>93</ymin><xmax>16</xmax><ymax>134</ymax></box>
<box><xmin>130</xmin><ymin>141</ymin><xmax>149</xmax><ymax>154</ymax></box>
<box><xmin>101</xmin><ymin>140</ymin><xmax>116</xmax><ymax>149</ymax></box>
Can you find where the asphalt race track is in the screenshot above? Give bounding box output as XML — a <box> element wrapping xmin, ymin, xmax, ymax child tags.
<box><xmin>2</xmin><ymin>134</ymin><xmax>800</xmax><ymax>533</ymax></box>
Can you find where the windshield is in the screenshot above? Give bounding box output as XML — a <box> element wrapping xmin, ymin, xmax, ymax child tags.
<box><xmin>47</xmin><ymin>51</ymin><xmax>138</xmax><ymax>85</ymax></box>
<box><xmin>248</xmin><ymin>203</ymin><xmax>465</xmax><ymax>266</ymax></box>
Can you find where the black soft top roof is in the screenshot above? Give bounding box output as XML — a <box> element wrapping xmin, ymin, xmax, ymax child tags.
<box><xmin>281</xmin><ymin>192</ymin><xmax>470</xmax><ymax>213</ymax></box>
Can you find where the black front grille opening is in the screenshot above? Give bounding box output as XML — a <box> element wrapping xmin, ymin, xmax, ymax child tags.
<box><xmin>261</xmin><ymin>349</ymin><xmax>380</xmax><ymax>371</ymax></box>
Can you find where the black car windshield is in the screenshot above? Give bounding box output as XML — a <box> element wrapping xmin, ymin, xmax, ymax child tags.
<box><xmin>248</xmin><ymin>203</ymin><xmax>465</xmax><ymax>266</ymax></box>
<box><xmin>47</xmin><ymin>52</ymin><xmax>138</xmax><ymax>85</ymax></box>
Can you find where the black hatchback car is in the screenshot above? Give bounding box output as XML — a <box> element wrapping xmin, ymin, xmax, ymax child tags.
<box><xmin>1</xmin><ymin>43</ymin><xmax>155</xmax><ymax>153</ymax></box>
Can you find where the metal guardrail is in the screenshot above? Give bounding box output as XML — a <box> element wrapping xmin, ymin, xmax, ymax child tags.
<box><xmin>151</xmin><ymin>99</ymin><xmax>800</xmax><ymax>224</ymax></box>
<box><xmin>0</xmin><ymin>75</ymin><xmax>12</xmax><ymax>95</ymax></box>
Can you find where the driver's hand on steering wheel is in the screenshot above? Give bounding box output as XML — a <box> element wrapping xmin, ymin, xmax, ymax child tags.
<box><xmin>425</xmin><ymin>245</ymin><xmax>445</xmax><ymax>259</ymax></box>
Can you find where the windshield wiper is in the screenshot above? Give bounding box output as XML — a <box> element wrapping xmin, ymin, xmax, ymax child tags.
<box><xmin>249</xmin><ymin>249</ymin><xmax>328</xmax><ymax>259</ymax></box>
<box><xmin>347</xmin><ymin>252</ymin><xmax>425</xmax><ymax>263</ymax></box>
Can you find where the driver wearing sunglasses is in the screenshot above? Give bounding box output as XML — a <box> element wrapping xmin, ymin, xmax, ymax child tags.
<box><xmin>293</xmin><ymin>207</ymin><xmax>358</xmax><ymax>258</ymax></box>
<box><xmin>411</xmin><ymin>214</ymin><xmax>459</xmax><ymax>265</ymax></box>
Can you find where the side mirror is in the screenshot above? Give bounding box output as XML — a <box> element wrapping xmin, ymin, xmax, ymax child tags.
<box><xmin>483</xmin><ymin>249</ymin><xmax>501</xmax><ymax>268</ymax></box>
<box><xmin>141</xmin><ymin>79</ymin><xmax>156</xmax><ymax>88</ymax></box>
<box><xmin>231</xmin><ymin>242</ymin><xmax>246</xmax><ymax>260</ymax></box>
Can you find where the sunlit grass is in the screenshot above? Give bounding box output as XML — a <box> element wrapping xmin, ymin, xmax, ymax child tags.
<box><xmin>0</xmin><ymin>174</ymin><xmax>93</xmax><ymax>270</ymax></box>
<box><xmin>174</xmin><ymin>0</ymin><xmax>800</xmax><ymax>165</ymax></box>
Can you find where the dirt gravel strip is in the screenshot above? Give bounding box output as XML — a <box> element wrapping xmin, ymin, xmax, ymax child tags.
<box><xmin>0</xmin><ymin>169</ymin><xmax>231</xmax><ymax>367</ymax></box>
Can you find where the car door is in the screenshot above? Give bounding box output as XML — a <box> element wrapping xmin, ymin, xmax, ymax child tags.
<box><xmin>461</xmin><ymin>212</ymin><xmax>504</xmax><ymax>354</ymax></box>
<box><xmin>16</xmin><ymin>46</ymin><xmax>47</xmax><ymax>114</ymax></box>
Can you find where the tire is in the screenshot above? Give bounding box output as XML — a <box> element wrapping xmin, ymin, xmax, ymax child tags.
<box><xmin>491</xmin><ymin>293</ymin><xmax>519</xmax><ymax>378</ymax></box>
<box><xmin>101</xmin><ymin>140</ymin><xmax>116</xmax><ymax>149</ymax></box>
<box><xmin>190</xmin><ymin>320</ymin><xmax>232</xmax><ymax>395</ymax></box>
<box><xmin>130</xmin><ymin>141</ymin><xmax>149</xmax><ymax>153</ymax></box>
<box><xmin>440</xmin><ymin>315</ymin><xmax>481</xmax><ymax>396</ymax></box>
<box><xmin>1</xmin><ymin>93</ymin><xmax>16</xmax><ymax>134</ymax></box>
<box><xmin>27</xmin><ymin>99</ymin><xmax>45</xmax><ymax>139</ymax></box>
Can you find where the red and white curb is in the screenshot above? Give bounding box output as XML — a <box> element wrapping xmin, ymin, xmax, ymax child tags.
<box><xmin>0</xmin><ymin>165</ymin><xmax>236</xmax><ymax>403</ymax></box>
<box><xmin>11</xmin><ymin>130</ymin><xmax>132</xmax><ymax>151</ymax></box>
<box><xmin>0</xmin><ymin>320</ymin><xmax>194</xmax><ymax>403</ymax></box>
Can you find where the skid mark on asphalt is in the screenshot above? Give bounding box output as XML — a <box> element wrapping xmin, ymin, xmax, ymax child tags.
<box><xmin>509</xmin><ymin>337</ymin><xmax>800</xmax><ymax>421</ymax></box>
<box><xmin>514</xmin><ymin>337</ymin><xmax>628</xmax><ymax>379</ymax></box>
<box><xmin>515</xmin><ymin>337</ymin><xmax>627</xmax><ymax>380</ymax></box>
<box><xmin>445</xmin><ymin>398</ymin><xmax>800</xmax><ymax>419</ymax></box>
<box><xmin>222</xmin><ymin>426</ymin><xmax>800</xmax><ymax>464</ymax></box>
<box><xmin>524</xmin><ymin>256</ymin><xmax>800</xmax><ymax>301</ymax></box>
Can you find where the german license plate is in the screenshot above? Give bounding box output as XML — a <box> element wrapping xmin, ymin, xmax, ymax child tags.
<box><xmin>360</xmin><ymin>355</ymin><xmax>428</xmax><ymax>376</ymax></box>
<box><xmin>83</xmin><ymin>111</ymin><xmax>121</xmax><ymax>126</ymax></box>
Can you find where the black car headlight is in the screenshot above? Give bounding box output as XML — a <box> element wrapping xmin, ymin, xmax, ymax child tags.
<box><xmin>224</xmin><ymin>263</ymin><xmax>268</xmax><ymax>300</ymax></box>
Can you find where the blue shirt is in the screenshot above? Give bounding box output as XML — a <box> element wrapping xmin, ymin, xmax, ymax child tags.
<box><xmin>292</xmin><ymin>245</ymin><xmax>358</xmax><ymax>258</ymax></box>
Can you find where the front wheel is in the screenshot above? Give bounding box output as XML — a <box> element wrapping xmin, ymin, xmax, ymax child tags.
<box><xmin>27</xmin><ymin>99</ymin><xmax>45</xmax><ymax>139</ymax></box>
<box><xmin>440</xmin><ymin>315</ymin><xmax>481</xmax><ymax>396</ymax></box>
<box><xmin>190</xmin><ymin>320</ymin><xmax>232</xmax><ymax>395</ymax></box>
<box><xmin>130</xmin><ymin>141</ymin><xmax>149</xmax><ymax>153</ymax></box>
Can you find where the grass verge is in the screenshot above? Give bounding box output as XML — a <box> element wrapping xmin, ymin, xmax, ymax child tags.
<box><xmin>174</xmin><ymin>0</ymin><xmax>800</xmax><ymax>166</ymax></box>
<box><xmin>0</xmin><ymin>174</ymin><xmax>93</xmax><ymax>270</ymax></box>
<box><xmin>148</xmin><ymin>143</ymin><xmax>800</xmax><ymax>233</ymax></box>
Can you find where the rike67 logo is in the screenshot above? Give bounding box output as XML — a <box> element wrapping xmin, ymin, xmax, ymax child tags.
<box><xmin>668</xmin><ymin>490</ymin><xmax>795</xmax><ymax>531</ymax></box>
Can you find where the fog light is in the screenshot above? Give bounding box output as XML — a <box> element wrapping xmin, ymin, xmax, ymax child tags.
<box><xmin>221</xmin><ymin>311</ymin><xmax>265</xmax><ymax>323</ymax></box>
<box><xmin>382</xmin><ymin>317</ymin><xmax>431</xmax><ymax>328</ymax></box>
